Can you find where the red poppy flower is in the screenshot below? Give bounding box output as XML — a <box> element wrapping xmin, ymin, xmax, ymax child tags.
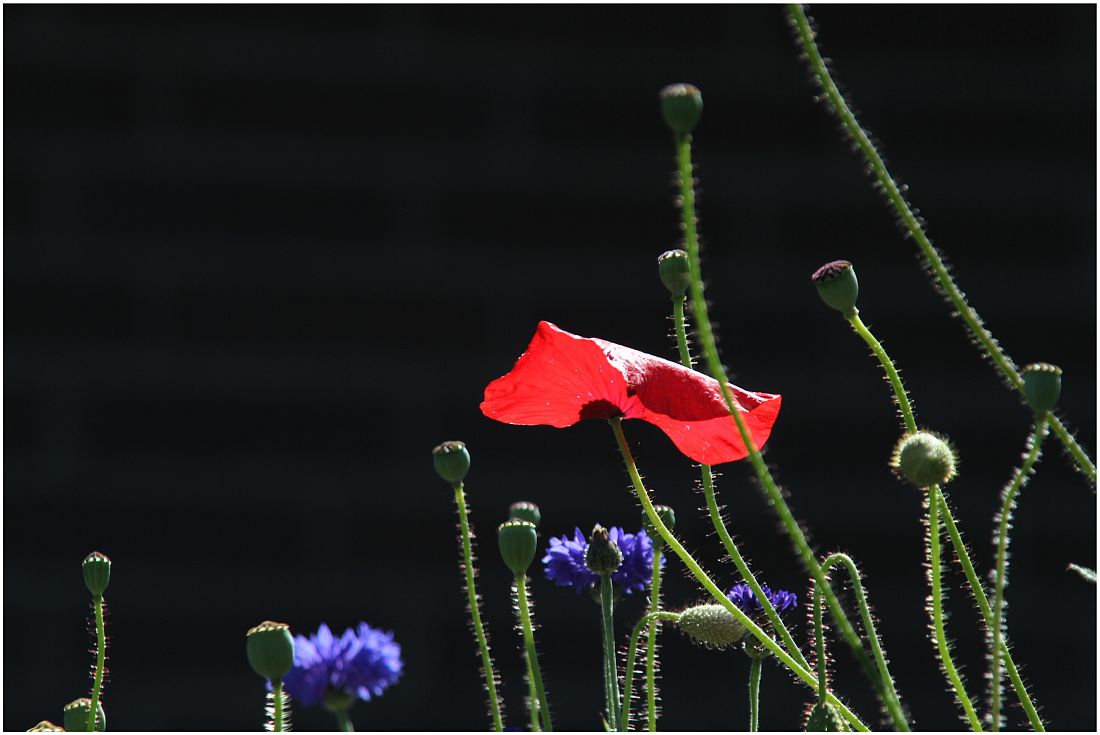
<box><xmin>480</xmin><ymin>321</ymin><xmax>782</xmax><ymax>465</ymax></box>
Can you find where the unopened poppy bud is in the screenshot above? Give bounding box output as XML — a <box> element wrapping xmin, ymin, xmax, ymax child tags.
<box><xmin>811</xmin><ymin>260</ymin><xmax>859</xmax><ymax>317</ymax></box>
<box><xmin>62</xmin><ymin>699</ymin><xmax>105</xmax><ymax>732</ymax></box>
<box><xmin>642</xmin><ymin>505</ymin><xmax>676</xmax><ymax>550</ymax></box>
<box><xmin>26</xmin><ymin>721</ymin><xmax>64</xmax><ymax>732</ymax></box>
<box><xmin>432</xmin><ymin>441</ymin><xmax>470</xmax><ymax>484</ymax></box>
<box><xmin>82</xmin><ymin>551</ymin><xmax>111</xmax><ymax>597</ymax></box>
<box><xmin>657</xmin><ymin>250</ymin><xmax>692</xmax><ymax>296</ymax></box>
<box><xmin>677</xmin><ymin>604</ymin><xmax>746</xmax><ymax>648</ymax></box>
<box><xmin>1022</xmin><ymin>363</ymin><xmax>1062</xmax><ymax>415</ymax></box>
<box><xmin>498</xmin><ymin>519</ymin><xmax>538</xmax><ymax>575</ymax></box>
<box><xmin>660</xmin><ymin>83</ymin><xmax>703</xmax><ymax>135</ymax></box>
<box><xmin>890</xmin><ymin>431</ymin><xmax>957</xmax><ymax>488</ymax></box>
<box><xmin>584</xmin><ymin>525</ymin><xmax>623</xmax><ymax>575</ymax></box>
<box><xmin>509</xmin><ymin>501</ymin><xmax>541</xmax><ymax>527</ymax></box>
<box><xmin>246</xmin><ymin>621</ymin><xmax>295</xmax><ymax>682</ymax></box>
<box><xmin>806</xmin><ymin>701</ymin><xmax>849</xmax><ymax>732</ymax></box>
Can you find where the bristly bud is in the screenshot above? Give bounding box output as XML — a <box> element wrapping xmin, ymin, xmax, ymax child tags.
<box><xmin>659</xmin><ymin>83</ymin><xmax>703</xmax><ymax>135</ymax></box>
<box><xmin>1022</xmin><ymin>363</ymin><xmax>1062</xmax><ymax>415</ymax></box>
<box><xmin>82</xmin><ymin>551</ymin><xmax>111</xmax><ymax>597</ymax></box>
<box><xmin>805</xmin><ymin>701</ymin><xmax>849</xmax><ymax>732</ymax></box>
<box><xmin>498</xmin><ymin>519</ymin><xmax>538</xmax><ymax>576</ymax></box>
<box><xmin>890</xmin><ymin>431</ymin><xmax>957</xmax><ymax>488</ymax></box>
<box><xmin>677</xmin><ymin>604</ymin><xmax>746</xmax><ymax>648</ymax></box>
<box><xmin>743</xmin><ymin>635</ymin><xmax>772</xmax><ymax>660</ymax></box>
<box><xmin>62</xmin><ymin>699</ymin><xmax>105</xmax><ymax>732</ymax></box>
<box><xmin>508</xmin><ymin>500</ymin><xmax>541</xmax><ymax>527</ymax></box>
<box><xmin>584</xmin><ymin>524</ymin><xmax>623</xmax><ymax>575</ymax></box>
<box><xmin>246</xmin><ymin>621</ymin><xmax>295</xmax><ymax>682</ymax></box>
<box><xmin>657</xmin><ymin>249</ymin><xmax>692</xmax><ymax>296</ymax></box>
<box><xmin>432</xmin><ymin>441</ymin><xmax>470</xmax><ymax>485</ymax></box>
<box><xmin>26</xmin><ymin>721</ymin><xmax>64</xmax><ymax>732</ymax></box>
<box><xmin>642</xmin><ymin>505</ymin><xmax>676</xmax><ymax>550</ymax></box>
<box><xmin>811</xmin><ymin>260</ymin><xmax>859</xmax><ymax>317</ymax></box>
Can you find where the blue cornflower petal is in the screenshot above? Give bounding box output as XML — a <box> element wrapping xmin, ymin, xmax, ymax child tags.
<box><xmin>727</xmin><ymin>583</ymin><xmax>798</xmax><ymax>616</ymax></box>
<box><xmin>282</xmin><ymin>622</ymin><xmax>403</xmax><ymax>708</ymax></box>
<box><xmin>542</xmin><ymin>525</ymin><xmax>663</xmax><ymax>596</ymax></box>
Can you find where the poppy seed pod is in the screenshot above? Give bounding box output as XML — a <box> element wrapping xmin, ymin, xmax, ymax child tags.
<box><xmin>584</xmin><ymin>525</ymin><xmax>623</xmax><ymax>576</ymax></box>
<box><xmin>642</xmin><ymin>505</ymin><xmax>676</xmax><ymax>550</ymax></box>
<box><xmin>660</xmin><ymin>83</ymin><xmax>703</xmax><ymax>135</ymax></box>
<box><xmin>890</xmin><ymin>431</ymin><xmax>957</xmax><ymax>488</ymax></box>
<box><xmin>811</xmin><ymin>260</ymin><xmax>859</xmax><ymax>317</ymax></box>
<box><xmin>498</xmin><ymin>519</ymin><xmax>538</xmax><ymax>576</ymax></box>
<box><xmin>1022</xmin><ymin>363</ymin><xmax>1062</xmax><ymax>415</ymax></box>
<box><xmin>62</xmin><ymin>699</ymin><xmax>105</xmax><ymax>732</ymax></box>
<box><xmin>82</xmin><ymin>551</ymin><xmax>111</xmax><ymax>597</ymax></box>
<box><xmin>657</xmin><ymin>249</ymin><xmax>692</xmax><ymax>296</ymax></box>
<box><xmin>677</xmin><ymin>603</ymin><xmax>746</xmax><ymax>648</ymax></box>
<box><xmin>246</xmin><ymin>621</ymin><xmax>295</xmax><ymax>682</ymax></box>
<box><xmin>508</xmin><ymin>500</ymin><xmax>541</xmax><ymax>527</ymax></box>
<box><xmin>806</xmin><ymin>701</ymin><xmax>849</xmax><ymax>732</ymax></box>
<box><xmin>432</xmin><ymin>441</ymin><xmax>470</xmax><ymax>485</ymax></box>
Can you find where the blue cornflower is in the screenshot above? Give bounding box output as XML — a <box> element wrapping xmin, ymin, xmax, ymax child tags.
<box><xmin>282</xmin><ymin>622</ymin><xmax>403</xmax><ymax>708</ymax></box>
<box><xmin>727</xmin><ymin>583</ymin><xmax>798</xmax><ymax>616</ymax></box>
<box><xmin>542</xmin><ymin>526</ymin><xmax>662</xmax><ymax>595</ymax></box>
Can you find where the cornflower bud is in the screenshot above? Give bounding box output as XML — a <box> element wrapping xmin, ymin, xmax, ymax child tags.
<box><xmin>657</xmin><ymin>249</ymin><xmax>691</xmax><ymax>296</ymax></box>
<box><xmin>677</xmin><ymin>603</ymin><xmax>746</xmax><ymax>648</ymax></box>
<box><xmin>82</xmin><ymin>551</ymin><xmax>111</xmax><ymax>597</ymax></box>
<box><xmin>509</xmin><ymin>500</ymin><xmax>541</xmax><ymax>527</ymax></box>
<box><xmin>890</xmin><ymin>431</ymin><xmax>957</xmax><ymax>488</ymax></box>
<box><xmin>1022</xmin><ymin>363</ymin><xmax>1062</xmax><ymax>415</ymax></box>
<box><xmin>432</xmin><ymin>441</ymin><xmax>470</xmax><ymax>484</ymax></box>
<box><xmin>584</xmin><ymin>524</ymin><xmax>623</xmax><ymax>575</ymax></box>
<box><xmin>641</xmin><ymin>504</ymin><xmax>676</xmax><ymax>550</ymax></box>
<box><xmin>498</xmin><ymin>519</ymin><xmax>538</xmax><ymax>576</ymax></box>
<box><xmin>246</xmin><ymin>621</ymin><xmax>295</xmax><ymax>682</ymax></box>
<box><xmin>811</xmin><ymin>260</ymin><xmax>859</xmax><ymax>317</ymax></box>
<box><xmin>660</xmin><ymin>83</ymin><xmax>703</xmax><ymax>135</ymax></box>
<box><xmin>62</xmin><ymin>699</ymin><xmax>105</xmax><ymax>732</ymax></box>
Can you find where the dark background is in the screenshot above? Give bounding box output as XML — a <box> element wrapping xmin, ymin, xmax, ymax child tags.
<box><xmin>5</xmin><ymin>4</ymin><xmax>1096</xmax><ymax>732</ymax></box>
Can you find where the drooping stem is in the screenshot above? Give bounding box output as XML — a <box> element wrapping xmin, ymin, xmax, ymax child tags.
<box><xmin>928</xmin><ymin>485</ymin><xmax>983</xmax><ymax>731</ymax></box>
<box><xmin>516</xmin><ymin>575</ymin><xmax>553</xmax><ymax>732</ymax></box>
<box><xmin>88</xmin><ymin>595</ymin><xmax>107</xmax><ymax>732</ymax></box>
<box><xmin>991</xmin><ymin>419</ymin><xmax>1048</xmax><ymax>731</ymax></box>
<box><xmin>623</xmin><ymin>611</ymin><xmax>681</xmax><ymax>730</ymax></box>
<box><xmin>748</xmin><ymin>658</ymin><xmax>762</xmax><ymax>733</ymax></box>
<box><xmin>786</xmin><ymin>2</ymin><xmax>1094</xmax><ymax>485</ymax></box>
<box><xmin>609</xmin><ymin>418</ymin><xmax>869</xmax><ymax>732</ymax></box>
<box><xmin>454</xmin><ymin>482</ymin><xmax>505</xmax><ymax>731</ymax></box>
<box><xmin>644</xmin><ymin>550</ymin><xmax>663</xmax><ymax>731</ymax></box>
<box><xmin>599</xmin><ymin>574</ymin><xmax>621</xmax><ymax>732</ymax></box>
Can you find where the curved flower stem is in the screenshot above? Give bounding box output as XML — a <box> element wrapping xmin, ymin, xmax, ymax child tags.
<box><xmin>991</xmin><ymin>418</ymin><xmax>1048</xmax><ymax>731</ymax></box>
<box><xmin>847</xmin><ymin>313</ymin><xmax>918</xmax><ymax>435</ymax></box>
<box><xmin>88</xmin><ymin>595</ymin><xmax>107</xmax><ymax>732</ymax></box>
<box><xmin>786</xmin><ymin>2</ymin><xmax>1095</xmax><ymax>486</ymax></box>
<box><xmin>674</xmin><ymin>128</ymin><xmax>894</xmax><ymax>727</ymax></box>
<box><xmin>609</xmin><ymin>418</ymin><xmax>869</xmax><ymax>733</ymax></box>
<box><xmin>644</xmin><ymin>550</ymin><xmax>663</xmax><ymax>731</ymax></box>
<box><xmin>928</xmin><ymin>484</ymin><xmax>983</xmax><ymax>730</ymax></box>
<box><xmin>748</xmin><ymin>658</ymin><xmax>762</xmax><ymax>732</ymax></box>
<box><xmin>454</xmin><ymin>482</ymin><xmax>505</xmax><ymax>731</ymax></box>
<box><xmin>516</xmin><ymin>575</ymin><xmax>553</xmax><ymax>732</ymax></box>
<box><xmin>623</xmin><ymin>611</ymin><xmax>681</xmax><ymax>730</ymax></box>
<box><xmin>599</xmin><ymin>574</ymin><xmax>622</xmax><ymax>732</ymax></box>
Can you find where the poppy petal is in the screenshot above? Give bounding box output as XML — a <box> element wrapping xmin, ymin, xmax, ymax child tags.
<box><xmin>640</xmin><ymin>393</ymin><xmax>782</xmax><ymax>465</ymax></box>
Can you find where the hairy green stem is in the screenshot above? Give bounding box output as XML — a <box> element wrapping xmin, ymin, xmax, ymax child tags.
<box><xmin>847</xmin><ymin>313</ymin><xmax>918</xmax><ymax>435</ymax></box>
<box><xmin>813</xmin><ymin>587</ymin><xmax>827</xmax><ymax>699</ymax></box>
<box><xmin>644</xmin><ymin>550</ymin><xmax>663</xmax><ymax>731</ymax></box>
<box><xmin>272</xmin><ymin>681</ymin><xmax>286</xmax><ymax>732</ymax></box>
<box><xmin>87</xmin><ymin>595</ymin><xmax>106</xmax><ymax>732</ymax></box>
<box><xmin>610</xmin><ymin>418</ymin><xmax>869</xmax><ymax>732</ymax></box>
<box><xmin>599</xmin><ymin>574</ymin><xmax>621</xmax><ymax>732</ymax></box>
<box><xmin>454</xmin><ymin>483</ymin><xmax>504</xmax><ymax>731</ymax></box>
<box><xmin>786</xmin><ymin>2</ymin><xmax>1094</xmax><ymax>485</ymax></box>
<box><xmin>516</xmin><ymin>576</ymin><xmax>552</xmax><ymax>732</ymax></box>
<box><xmin>623</xmin><ymin>611</ymin><xmax>681</xmax><ymax>730</ymax></box>
<box><xmin>748</xmin><ymin>658</ymin><xmax>762</xmax><ymax>732</ymax></box>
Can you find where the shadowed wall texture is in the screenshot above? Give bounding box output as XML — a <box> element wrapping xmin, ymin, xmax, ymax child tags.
<box><xmin>5</xmin><ymin>5</ymin><xmax>1095</xmax><ymax>731</ymax></box>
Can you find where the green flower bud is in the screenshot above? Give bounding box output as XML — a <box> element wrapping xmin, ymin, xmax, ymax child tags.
<box><xmin>432</xmin><ymin>441</ymin><xmax>470</xmax><ymax>485</ymax></box>
<box><xmin>806</xmin><ymin>701</ymin><xmax>849</xmax><ymax>732</ymax></box>
<box><xmin>890</xmin><ymin>431</ymin><xmax>957</xmax><ymax>488</ymax></box>
<box><xmin>584</xmin><ymin>525</ymin><xmax>623</xmax><ymax>576</ymax></box>
<box><xmin>660</xmin><ymin>83</ymin><xmax>703</xmax><ymax>135</ymax></box>
<box><xmin>657</xmin><ymin>249</ymin><xmax>692</xmax><ymax>296</ymax></box>
<box><xmin>82</xmin><ymin>551</ymin><xmax>111</xmax><ymax>597</ymax></box>
<box><xmin>498</xmin><ymin>519</ymin><xmax>538</xmax><ymax>576</ymax></box>
<box><xmin>26</xmin><ymin>721</ymin><xmax>64</xmax><ymax>732</ymax></box>
<box><xmin>811</xmin><ymin>260</ymin><xmax>859</xmax><ymax>317</ymax></box>
<box><xmin>743</xmin><ymin>635</ymin><xmax>771</xmax><ymax>660</ymax></box>
<box><xmin>1022</xmin><ymin>363</ymin><xmax>1062</xmax><ymax>415</ymax></box>
<box><xmin>677</xmin><ymin>604</ymin><xmax>746</xmax><ymax>648</ymax></box>
<box><xmin>642</xmin><ymin>505</ymin><xmax>676</xmax><ymax>550</ymax></box>
<box><xmin>62</xmin><ymin>699</ymin><xmax>105</xmax><ymax>732</ymax></box>
<box><xmin>246</xmin><ymin>621</ymin><xmax>295</xmax><ymax>682</ymax></box>
<box><xmin>508</xmin><ymin>500</ymin><xmax>541</xmax><ymax>527</ymax></box>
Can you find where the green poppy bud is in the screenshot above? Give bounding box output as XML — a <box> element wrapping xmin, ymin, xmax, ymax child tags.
<box><xmin>642</xmin><ymin>505</ymin><xmax>676</xmax><ymax>550</ymax></box>
<box><xmin>806</xmin><ymin>701</ymin><xmax>849</xmax><ymax>732</ymax></box>
<box><xmin>890</xmin><ymin>431</ymin><xmax>957</xmax><ymax>488</ymax></box>
<box><xmin>1022</xmin><ymin>363</ymin><xmax>1062</xmax><ymax>415</ymax></box>
<box><xmin>811</xmin><ymin>260</ymin><xmax>859</xmax><ymax>317</ymax></box>
<box><xmin>432</xmin><ymin>441</ymin><xmax>470</xmax><ymax>485</ymax></box>
<box><xmin>660</xmin><ymin>83</ymin><xmax>703</xmax><ymax>135</ymax></box>
<box><xmin>498</xmin><ymin>519</ymin><xmax>538</xmax><ymax>575</ymax></box>
<box><xmin>26</xmin><ymin>721</ymin><xmax>64</xmax><ymax>732</ymax></box>
<box><xmin>82</xmin><ymin>551</ymin><xmax>111</xmax><ymax>597</ymax></box>
<box><xmin>246</xmin><ymin>621</ymin><xmax>295</xmax><ymax>682</ymax></box>
<box><xmin>677</xmin><ymin>603</ymin><xmax>746</xmax><ymax>648</ymax></box>
<box><xmin>657</xmin><ymin>249</ymin><xmax>692</xmax><ymax>296</ymax></box>
<box><xmin>508</xmin><ymin>501</ymin><xmax>541</xmax><ymax>527</ymax></box>
<box><xmin>62</xmin><ymin>699</ymin><xmax>105</xmax><ymax>732</ymax></box>
<box><xmin>584</xmin><ymin>525</ymin><xmax>623</xmax><ymax>576</ymax></box>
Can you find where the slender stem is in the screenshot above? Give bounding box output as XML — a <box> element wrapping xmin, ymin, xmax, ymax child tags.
<box><xmin>991</xmin><ymin>419</ymin><xmax>1048</xmax><ymax>731</ymax></box>
<box><xmin>928</xmin><ymin>485</ymin><xmax>983</xmax><ymax>730</ymax></box>
<box><xmin>623</xmin><ymin>611</ymin><xmax>681</xmax><ymax>730</ymax></box>
<box><xmin>516</xmin><ymin>575</ymin><xmax>553</xmax><ymax>732</ymax></box>
<box><xmin>272</xmin><ymin>680</ymin><xmax>285</xmax><ymax>733</ymax></box>
<box><xmin>599</xmin><ymin>575</ymin><xmax>621</xmax><ymax>732</ymax></box>
<box><xmin>454</xmin><ymin>483</ymin><xmax>504</xmax><ymax>731</ymax></box>
<box><xmin>671</xmin><ymin>296</ymin><xmax>693</xmax><ymax>367</ymax></box>
<box><xmin>609</xmin><ymin>418</ymin><xmax>869</xmax><ymax>732</ymax></box>
<box><xmin>748</xmin><ymin>658</ymin><xmax>762</xmax><ymax>732</ymax></box>
<box><xmin>334</xmin><ymin>707</ymin><xmax>354</xmax><ymax>733</ymax></box>
<box><xmin>88</xmin><ymin>595</ymin><xmax>106</xmax><ymax>732</ymax></box>
<box><xmin>645</xmin><ymin>550</ymin><xmax>663</xmax><ymax>731</ymax></box>
<box><xmin>847</xmin><ymin>313</ymin><xmax>918</xmax><ymax>435</ymax></box>
<box><xmin>526</xmin><ymin>662</ymin><xmax>540</xmax><ymax>734</ymax></box>
<box><xmin>786</xmin><ymin>3</ymin><xmax>1095</xmax><ymax>485</ymax></box>
<box><xmin>813</xmin><ymin>586</ymin><xmax>827</xmax><ymax>699</ymax></box>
